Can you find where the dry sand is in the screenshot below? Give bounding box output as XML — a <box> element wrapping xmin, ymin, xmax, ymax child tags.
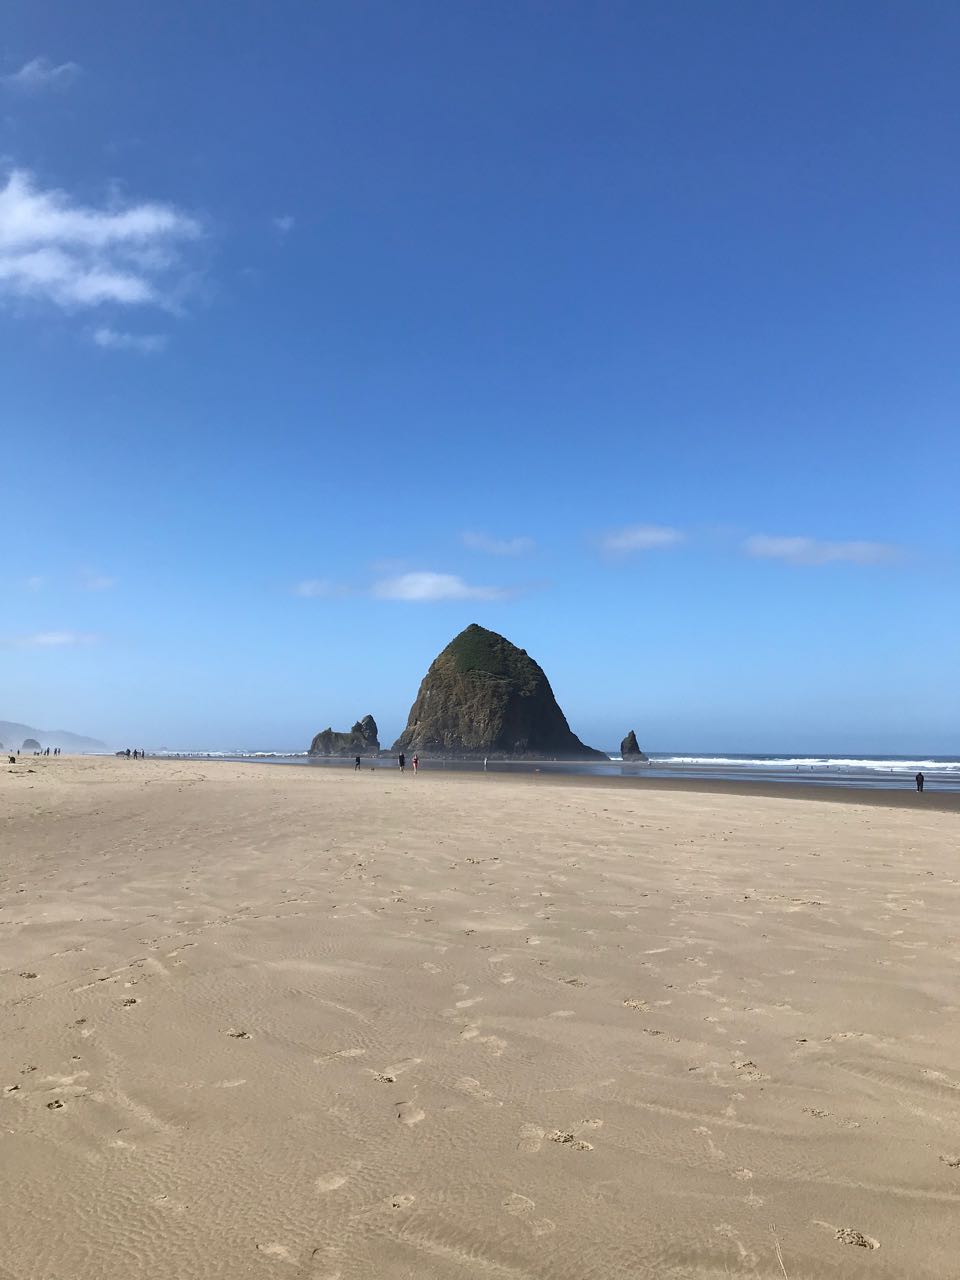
<box><xmin>1</xmin><ymin>756</ymin><xmax>958</xmax><ymax>1279</ymax></box>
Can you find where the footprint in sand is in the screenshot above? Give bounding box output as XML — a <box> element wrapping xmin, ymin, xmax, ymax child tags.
<box><xmin>503</xmin><ymin>1193</ymin><xmax>535</xmax><ymax>1215</ymax></box>
<box><xmin>314</xmin><ymin>1047</ymin><xmax>365</xmax><ymax>1066</ymax></box>
<box><xmin>122</xmin><ymin>997</ymin><xmax>138</xmax><ymax>1007</ymax></box>
<box><xmin>226</xmin><ymin>1029</ymin><xmax>251</xmax><ymax>1039</ymax></box>
<box><xmin>623</xmin><ymin>998</ymin><xmax>647</xmax><ymax>1011</ymax></box>
<box><xmin>836</xmin><ymin>1228</ymin><xmax>880</xmax><ymax>1250</ymax></box>
<box><xmin>371</xmin><ymin>1058</ymin><xmax>420</xmax><ymax>1085</ymax></box>
<box><xmin>732</xmin><ymin>1059</ymin><xmax>766</xmax><ymax>1082</ymax></box>
<box><xmin>396</xmin><ymin>1101</ymin><xmax>425</xmax><ymax>1126</ymax></box>
<box><xmin>389</xmin><ymin>1194</ymin><xmax>415</xmax><ymax>1209</ymax></box>
<box><xmin>548</xmin><ymin>1127</ymin><xmax>595</xmax><ymax>1151</ymax></box>
<box><xmin>456</xmin><ymin>1076</ymin><xmax>502</xmax><ymax>1106</ymax></box>
<box><xmin>517</xmin><ymin>1123</ymin><xmax>545</xmax><ymax>1153</ymax></box>
<box><xmin>316</xmin><ymin>1174</ymin><xmax>348</xmax><ymax>1193</ymax></box>
<box><xmin>502</xmin><ymin>1193</ymin><xmax>556</xmax><ymax>1237</ymax></box>
<box><xmin>46</xmin><ymin>1099</ymin><xmax>65</xmax><ymax>1110</ymax></box>
<box><xmin>940</xmin><ymin>1155</ymin><xmax>960</xmax><ymax>1168</ymax></box>
<box><xmin>256</xmin><ymin>1242</ymin><xmax>295</xmax><ymax>1262</ymax></box>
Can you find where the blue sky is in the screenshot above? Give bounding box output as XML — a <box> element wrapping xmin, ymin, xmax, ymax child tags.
<box><xmin>2</xmin><ymin>1</ymin><xmax>958</xmax><ymax>753</ymax></box>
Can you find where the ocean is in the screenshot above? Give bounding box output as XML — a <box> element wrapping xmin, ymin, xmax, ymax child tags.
<box><xmin>154</xmin><ymin>751</ymin><xmax>960</xmax><ymax>792</ymax></box>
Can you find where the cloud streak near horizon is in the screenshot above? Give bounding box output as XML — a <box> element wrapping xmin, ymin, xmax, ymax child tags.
<box><xmin>461</xmin><ymin>531</ymin><xmax>535</xmax><ymax>556</ymax></box>
<box><xmin>600</xmin><ymin>524</ymin><xmax>685</xmax><ymax>554</ymax></box>
<box><xmin>743</xmin><ymin>534</ymin><xmax>901</xmax><ymax>566</ymax></box>
<box><xmin>8</xmin><ymin>631</ymin><xmax>98</xmax><ymax>648</ymax></box>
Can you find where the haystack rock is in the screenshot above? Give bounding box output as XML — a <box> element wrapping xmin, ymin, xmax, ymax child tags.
<box><xmin>309</xmin><ymin>715</ymin><xmax>380</xmax><ymax>757</ymax></box>
<box><xmin>392</xmin><ymin>624</ymin><xmax>607</xmax><ymax>760</ymax></box>
<box><xmin>22</xmin><ymin>738</ymin><xmax>41</xmax><ymax>752</ymax></box>
<box><xmin>620</xmin><ymin>730</ymin><xmax>648</xmax><ymax>761</ymax></box>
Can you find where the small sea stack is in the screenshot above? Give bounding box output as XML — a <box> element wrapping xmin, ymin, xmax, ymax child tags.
<box><xmin>309</xmin><ymin>715</ymin><xmax>380</xmax><ymax>756</ymax></box>
<box><xmin>620</xmin><ymin>730</ymin><xmax>648</xmax><ymax>761</ymax></box>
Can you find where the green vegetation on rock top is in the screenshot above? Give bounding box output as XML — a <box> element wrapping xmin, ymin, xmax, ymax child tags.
<box><xmin>442</xmin><ymin>624</ymin><xmax>536</xmax><ymax>682</ymax></box>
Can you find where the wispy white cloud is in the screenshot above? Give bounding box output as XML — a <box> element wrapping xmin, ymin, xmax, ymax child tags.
<box><xmin>79</xmin><ymin>569</ymin><xmax>116</xmax><ymax>591</ymax></box>
<box><xmin>25</xmin><ymin>575</ymin><xmax>44</xmax><ymax>592</ymax></box>
<box><xmin>373</xmin><ymin>571</ymin><xmax>512</xmax><ymax>602</ymax></box>
<box><xmin>461</xmin><ymin>530</ymin><xmax>535</xmax><ymax>557</ymax></box>
<box><xmin>0</xmin><ymin>168</ymin><xmax>201</xmax><ymax>313</ymax></box>
<box><xmin>93</xmin><ymin>326</ymin><xmax>167</xmax><ymax>353</ymax></box>
<box><xmin>1</xmin><ymin>57</ymin><xmax>81</xmax><ymax>93</ymax></box>
<box><xmin>600</xmin><ymin>524</ymin><xmax>685</xmax><ymax>554</ymax></box>
<box><xmin>273</xmin><ymin>214</ymin><xmax>295</xmax><ymax>234</ymax></box>
<box><xmin>293</xmin><ymin>579</ymin><xmax>334</xmax><ymax>598</ymax></box>
<box><xmin>743</xmin><ymin>534</ymin><xmax>901</xmax><ymax>566</ymax></box>
<box><xmin>12</xmin><ymin>631</ymin><xmax>98</xmax><ymax>647</ymax></box>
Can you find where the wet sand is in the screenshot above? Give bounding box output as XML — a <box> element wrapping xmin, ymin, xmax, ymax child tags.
<box><xmin>380</xmin><ymin>763</ymin><xmax>960</xmax><ymax>811</ymax></box>
<box><xmin>2</xmin><ymin>755</ymin><xmax>958</xmax><ymax>1278</ymax></box>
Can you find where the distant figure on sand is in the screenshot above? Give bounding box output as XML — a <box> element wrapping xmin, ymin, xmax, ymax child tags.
<box><xmin>354</xmin><ymin>755</ymin><xmax>361</xmax><ymax>771</ymax></box>
<box><xmin>916</xmin><ymin>771</ymin><xmax>925</xmax><ymax>792</ymax></box>
<box><xmin>412</xmin><ymin>754</ymin><xmax>419</xmax><ymax>774</ymax></box>
<box><xmin>398</xmin><ymin>752</ymin><xmax>405</xmax><ymax>773</ymax></box>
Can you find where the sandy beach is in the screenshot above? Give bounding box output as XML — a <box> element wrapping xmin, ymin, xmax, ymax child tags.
<box><xmin>2</xmin><ymin>756</ymin><xmax>958</xmax><ymax>1279</ymax></box>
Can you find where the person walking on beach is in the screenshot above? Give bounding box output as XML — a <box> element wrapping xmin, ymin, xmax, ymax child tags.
<box><xmin>916</xmin><ymin>771</ymin><xmax>925</xmax><ymax>792</ymax></box>
<box><xmin>412</xmin><ymin>754</ymin><xmax>419</xmax><ymax>774</ymax></box>
<box><xmin>398</xmin><ymin>752</ymin><xmax>405</xmax><ymax>773</ymax></box>
<box><xmin>354</xmin><ymin>754</ymin><xmax>361</xmax><ymax>771</ymax></box>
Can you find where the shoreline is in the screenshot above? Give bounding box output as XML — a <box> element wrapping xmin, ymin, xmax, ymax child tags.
<box><xmin>145</xmin><ymin>753</ymin><xmax>960</xmax><ymax>812</ymax></box>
